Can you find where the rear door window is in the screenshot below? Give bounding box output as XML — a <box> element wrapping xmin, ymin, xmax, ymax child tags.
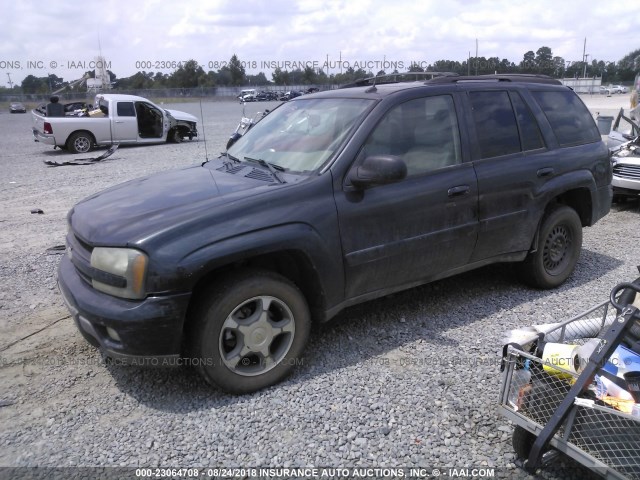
<box><xmin>469</xmin><ymin>91</ymin><xmax>520</xmax><ymax>158</ymax></box>
<box><xmin>510</xmin><ymin>92</ymin><xmax>545</xmax><ymax>151</ymax></box>
<box><xmin>532</xmin><ymin>90</ymin><xmax>600</xmax><ymax>146</ymax></box>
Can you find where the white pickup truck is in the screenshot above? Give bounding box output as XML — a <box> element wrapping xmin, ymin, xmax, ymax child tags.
<box><xmin>32</xmin><ymin>94</ymin><xmax>198</xmax><ymax>153</ymax></box>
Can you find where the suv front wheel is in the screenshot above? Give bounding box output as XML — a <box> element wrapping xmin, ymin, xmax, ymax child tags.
<box><xmin>188</xmin><ymin>269</ymin><xmax>311</xmax><ymax>394</ymax></box>
<box><xmin>519</xmin><ymin>205</ymin><xmax>583</xmax><ymax>289</ymax></box>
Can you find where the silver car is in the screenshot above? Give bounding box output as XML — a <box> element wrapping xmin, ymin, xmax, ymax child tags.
<box><xmin>609</xmin><ymin>109</ymin><xmax>640</xmax><ymax>198</ymax></box>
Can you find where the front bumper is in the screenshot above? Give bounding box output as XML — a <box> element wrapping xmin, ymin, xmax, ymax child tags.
<box><xmin>612</xmin><ymin>157</ymin><xmax>640</xmax><ymax>195</ymax></box>
<box><xmin>32</xmin><ymin>127</ymin><xmax>56</xmax><ymax>145</ymax></box>
<box><xmin>612</xmin><ymin>175</ymin><xmax>640</xmax><ymax>193</ymax></box>
<box><xmin>58</xmin><ymin>254</ymin><xmax>191</xmax><ymax>363</ymax></box>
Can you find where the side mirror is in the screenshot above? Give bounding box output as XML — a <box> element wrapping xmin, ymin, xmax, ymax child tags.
<box><xmin>348</xmin><ymin>155</ymin><xmax>407</xmax><ymax>189</ymax></box>
<box><xmin>226</xmin><ymin>132</ymin><xmax>242</xmax><ymax>150</ymax></box>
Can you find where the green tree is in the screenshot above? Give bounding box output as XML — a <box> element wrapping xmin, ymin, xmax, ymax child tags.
<box><xmin>21</xmin><ymin>75</ymin><xmax>43</xmax><ymax>94</ymax></box>
<box><xmin>521</xmin><ymin>51</ymin><xmax>535</xmax><ymax>72</ymax></box>
<box><xmin>551</xmin><ymin>57</ymin><xmax>565</xmax><ymax>78</ymax></box>
<box><xmin>228</xmin><ymin>54</ymin><xmax>246</xmax><ymax>86</ymax></box>
<box><xmin>246</xmin><ymin>72</ymin><xmax>269</xmax><ymax>85</ymax></box>
<box><xmin>272</xmin><ymin>67</ymin><xmax>289</xmax><ymax>85</ymax></box>
<box><xmin>217</xmin><ymin>66</ymin><xmax>233</xmax><ymax>86</ymax></box>
<box><xmin>535</xmin><ymin>46</ymin><xmax>553</xmax><ymax>75</ymax></box>
<box><xmin>169</xmin><ymin>60</ymin><xmax>206</xmax><ymax>88</ymax></box>
<box><xmin>302</xmin><ymin>66</ymin><xmax>316</xmax><ymax>84</ymax></box>
<box><xmin>617</xmin><ymin>48</ymin><xmax>640</xmax><ymax>82</ymax></box>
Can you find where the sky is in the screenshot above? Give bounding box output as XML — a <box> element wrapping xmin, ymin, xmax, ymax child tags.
<box><xmin>2</xmin><ymin>0</ymin><xmax>639</xmax><ymax>87</ymax></box>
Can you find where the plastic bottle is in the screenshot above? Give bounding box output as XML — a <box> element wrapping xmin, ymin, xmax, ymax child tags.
<box><xmin>508</xmin><ymin>360</ymin><xmax>532</xmax><ymax>411</ymax></box>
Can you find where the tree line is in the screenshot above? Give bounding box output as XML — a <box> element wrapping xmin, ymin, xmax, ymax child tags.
<box><xmin>7</xmin><ymin>47</ymin><xmax>640</xmax><ymax>94</ymax></box>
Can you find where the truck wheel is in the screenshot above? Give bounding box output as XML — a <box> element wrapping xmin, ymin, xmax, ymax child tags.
<box><xmin>512</xmin><ymin>426</ymin><xmax>536</xmax><ymax>460</ymax></box>
<box><xmin>67</xmin><ymin>131</ymin><xmax>94</xmax><ymax>154</ymax></box>
<box><xmin>188</xmin><ymin>269</ymin><xmax>311</xmax><ymax>394</ymax></box>
<box><xmin>169</xmin><ymin>128</ymin><xmax>183</xmax><ymax>143</ymax></box>
<box><xmin>519</xmin><ymin>205</ymin><xmax>582</xmax><ymax>289</ymax></box>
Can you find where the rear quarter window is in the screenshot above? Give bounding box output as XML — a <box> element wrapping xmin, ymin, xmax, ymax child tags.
<box><xmin>532</xmin><ymin>90</ymin><xmax>600</xmax><ymax>146</ymax></box>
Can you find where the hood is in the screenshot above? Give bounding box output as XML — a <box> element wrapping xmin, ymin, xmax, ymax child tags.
<box><xmin>70</xmin><ymin>162</ymin><xmax>275</xmax><ymax>245</ymax></box>
<box><xmin>166</xmin><ymin>109</ymin><xmax>198</xmax><ymax>123</ymax></box>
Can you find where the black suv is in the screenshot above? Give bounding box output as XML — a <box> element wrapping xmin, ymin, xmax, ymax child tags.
<box><xmin>58</xmin><ymin>74</ymin><xmax>612</xmax><ymax>393</ymax></box>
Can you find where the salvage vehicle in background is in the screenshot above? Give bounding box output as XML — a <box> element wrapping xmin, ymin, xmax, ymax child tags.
<box><xmin>32</xmin><ymin>94</ymin><xmax>198</xmax><ymax>153</ymax></box>
<box><xmin>608</xmin><ymin>108</ymin><xmax>640</xmax><ymax>151</ymax></box>
<box><xmin>608</xmin><ymin>109</ymin><xmax>640</xmax><ymax>199</ymax></box>
<box><xmin>610</xmin><ymin>85</ymin><xmax>629</xmax><ymax>94</ymax></box>
<box><xmin>10</xmin><ymin>102</ymin><xmax>26</xmax><ymax>113</ymax></box>
<box><xmin>611</xmin><ymin>138</ymin><xmax>640</xmax><ymax>199</ymax></box>
<box><xmin>58</xmin><ymin>74</ymin><xmax>612</xmax><ymax>394</ymax></box>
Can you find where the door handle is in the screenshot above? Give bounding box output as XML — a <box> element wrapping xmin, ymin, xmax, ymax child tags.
<box><xmin>537</xmin><ymin>167</ymin><xmax>554</xmax><ymax>177</ymax></box>
<box><xmin>115</xmin><ymin>121</ymin><xmax>124</xmax><ymax>124</ymax></box>
<box><xmin>448</xmin><ymin>185</ymin><xmax>470</xmax><ymax>197</ymax></box>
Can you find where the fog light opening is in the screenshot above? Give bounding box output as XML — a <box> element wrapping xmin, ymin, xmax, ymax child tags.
<box><xmin>106</xmin><ymin>327</ymin><xmax>122</xmax><ymax>342</ymax></box>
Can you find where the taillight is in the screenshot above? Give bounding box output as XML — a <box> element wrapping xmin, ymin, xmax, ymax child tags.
<box><xmin>43</xmin><ymin>122</ymin><xmax>53</xmax><ymax>134</ymax></box>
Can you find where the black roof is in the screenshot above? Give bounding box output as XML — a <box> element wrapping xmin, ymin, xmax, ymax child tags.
<box><xmin>298</xmin><ymin>73</ymin><xmax>565</xmax><ymax>101</ymax></box>
<box><xmin>427</xmin><ymin>74</ymin><xmax>562</xmax><ymax>85</ymax></box>
<box><xmin>340</xmin><ymin>72</ymin><xmax>561</xmax><ymax>89</ymax></box>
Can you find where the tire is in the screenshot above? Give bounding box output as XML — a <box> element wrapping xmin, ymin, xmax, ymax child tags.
<box><xmin>169</xmin><ymin>128</ymin><xmax>183</xmax><ymax>143</ymax></box>
<box><xmin>615</xmin><ymin>277</ymin><xmax>640</xmax><ymax>343</ymax></box>
<box><xmin>188</xmin><ymin>269</ymin><xmax>311</xmax><ymax>394</ymax></box>
<box><xmin>66</xmin><ymin>131</ymin><xmax>94</xmax><ymax>154</ymax></box>
<box><xmin>518</xmin><ymin>205</ymin><xmax>582</xmax><ymax>289</ymax></box>
<box><xmin>617</xmin><ymin>276</ymin><xmax>640</xmax><ymax>308</ymax></box>
<box><xmin>512</xmin><ymin>426</ymin><xmax>536</xmax><ymax>460</ymax></box>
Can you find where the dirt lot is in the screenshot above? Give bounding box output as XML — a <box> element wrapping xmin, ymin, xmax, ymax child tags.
<box><xmin>0</xmin><ymin>93</ymin><xmax>638</xmax><ymax>477</ymax></box>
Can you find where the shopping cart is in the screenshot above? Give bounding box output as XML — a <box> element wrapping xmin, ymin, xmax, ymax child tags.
<box><xmin>498</xmin><ymin>282</ymin><xmax>640</xmax><ymax>479</ymax></box>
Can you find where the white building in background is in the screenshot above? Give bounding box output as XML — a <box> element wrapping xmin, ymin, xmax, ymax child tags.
<box><xmin>561</xmin><ymin>77</ymin><xmax>602</xmax><ymax>94</ymax></box>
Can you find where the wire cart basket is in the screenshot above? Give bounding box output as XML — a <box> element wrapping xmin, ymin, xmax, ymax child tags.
<box><xmin>498</xmin><ymin>282</ymin><xmax>640</xmax><ymax>479</ymax></box>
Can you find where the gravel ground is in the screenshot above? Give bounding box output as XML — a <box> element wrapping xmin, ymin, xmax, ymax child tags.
<box><xmin>0</xmin><ymin>94</ymin><xmax>639</xmax><ymax>479</ymax></box>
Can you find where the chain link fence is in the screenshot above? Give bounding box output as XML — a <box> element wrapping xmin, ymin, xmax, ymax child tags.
<box><xmin>1</xmin><ymin>85</ymin><xmax>338</xmax><ymax>104</ymax></box>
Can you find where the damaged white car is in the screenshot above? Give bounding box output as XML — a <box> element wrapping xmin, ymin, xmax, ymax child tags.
<box><xmin>609</xmin><ymin>108</ymin><xmax>640</xmax><ymax>199</ymax></box>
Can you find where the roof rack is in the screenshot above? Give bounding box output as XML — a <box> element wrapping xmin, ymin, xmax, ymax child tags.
<box><xmin>427</xmin><ymin>74</ymin><xmax>562</xmax><ymax>85</ymax></box>
<box><xmin>341</xmin><ymin>71</ymin><xmax>459</xmax><ymax>89</ymax></box>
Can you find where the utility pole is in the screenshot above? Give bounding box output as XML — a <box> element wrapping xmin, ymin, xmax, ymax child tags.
<box><xmin>583</xmin><ymin>54</ymin><xmax>590</xmax><ymax>79</ymax></box>
<box><xmin>6</xmin><ymin>73</ymin><xmax>13</xmax><ymax>89</ymax></box>
<box><xmin>475</xmin><ymin>39</ymin><xmax>479</xmax><ymax>76</ymax></box>
<box><xmin>582</xmin><ymin>37</ymin><xmax>587</xmax><ymax>78</ymax></box>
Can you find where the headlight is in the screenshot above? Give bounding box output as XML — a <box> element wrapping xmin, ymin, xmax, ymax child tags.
<box><xmin>90</xmin><ymin>247</ymin><xmax>148</xmax><ymax>299</ymax></box>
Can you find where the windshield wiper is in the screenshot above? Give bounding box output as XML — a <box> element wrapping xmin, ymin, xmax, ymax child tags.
<box><xmin>221</xmin><ymin>151</ymin><xmax>241</xmax><ymax>162</ymax></box>
<box><xmin>244</xmin><ymin>156</ymin><xmax>286</xmax><ymax>184</ymax></box>
<box><xmin>216</xmin><ymin>151</ymin><xmax>241</xmax><ymax>169</ymax></box>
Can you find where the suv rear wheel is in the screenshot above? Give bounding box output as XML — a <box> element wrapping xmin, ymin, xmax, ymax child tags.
<box><xmin>188</xmin><ymin>269</ymin><xmax>311</xmax><ymax>394</ymax></box>
<box><xmin>519</xmin><ymin>205</ymin><xmax>582</xmax><ymax>289</ymax></box>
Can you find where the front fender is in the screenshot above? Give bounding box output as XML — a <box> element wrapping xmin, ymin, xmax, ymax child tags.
<box><xmin>173</xmin><ymin>222</ymin><xmax>344</xmax><ymax>315</ymax></box>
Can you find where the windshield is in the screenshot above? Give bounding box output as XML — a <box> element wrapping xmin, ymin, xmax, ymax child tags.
<box><xmin>227</xmin><ymin>98</ymin><xmax>374</xmax><ymax>173</ymax></box>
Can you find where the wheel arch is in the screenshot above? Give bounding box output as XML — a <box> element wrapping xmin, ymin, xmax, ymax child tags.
<box><xmin>168</xmin><ymin>122</ymin><xmax>196</xmax><ymax>142</ymax></box>
<box><xmin>529</xmin><ymin>186</ymin><xmax>593</xmax><ymax>253</ymax></box>
<box><xmin>554</xmin><ymin>187</ymin><xmax>593</xmax><ymax>226</ymax></box>
<box><xmin>185</xmin><ymin>248</ymin><xmax>328</xmax><ymax>327</ymax></box>
<box><xmin>65</xmin><ymin>129</ymin><xmax>96</xmax><ymax>150</ymax></box>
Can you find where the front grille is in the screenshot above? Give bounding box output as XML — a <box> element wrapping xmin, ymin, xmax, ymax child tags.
<box><xmin>67</xmin><ymin>232</ymin><xmax>93</xmax><ymax>286</ymax></box>
<box><xmin>613</xmin><ymin>163</ymin><xmax>640</xmax><ymax>180</ymax></box>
